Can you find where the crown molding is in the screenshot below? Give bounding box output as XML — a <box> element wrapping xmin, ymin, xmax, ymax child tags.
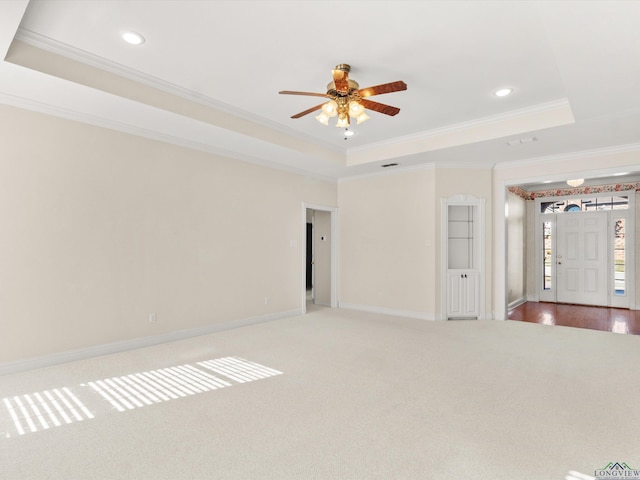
<box><xmin>348</xmin><ymin>98</ymin><xmax>572</xmax><ymax>157</ymax></box>
<box><xmin>338</xmin><ymin>160</ymin><xmax>493</xmax><ymax>183</ymax></box>
<box><xmin>13</xmin><ymin>28</ymin><xmax>342</xmax><ymax>156</ymax></box>
<box><xmin>339</xmin><ymin>162</ymin><xmax>436</xmax><ymax>183</ymax></box>
<box><xmin>494</xmin><ymin>142</ymin><xmax>640</xmax><ymax>170</ymax></box>
<box><xmin>0</xmin><ymin>92</ymin><xmax>339</xmax><ymax>183</ymax></box>
<box><xmin>433</xmin><ymin>161</ymin><xmax>494</xmax><ymax>170</ymax></box>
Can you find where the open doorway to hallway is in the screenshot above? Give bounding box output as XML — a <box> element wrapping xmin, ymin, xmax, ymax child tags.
<box><xmin>303</xmin><ymin>204</ymin><xmax>337</xmax><ymax>313</ymax></box>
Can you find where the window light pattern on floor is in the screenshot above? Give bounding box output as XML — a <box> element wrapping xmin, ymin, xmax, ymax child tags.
<box><xmin>198</xmin><ymin>356</ymin><xmax>283</xmax><ymax>383</ymax></box>
<box><xmin>2</xmin><ymin>388</ymin><xmax>94</xmax><ymax>436</ymax></box>
<box><xmin>2</xmin><ymin>357</ymin><xmax>282</xmax><ymax>438</ymax></box>
<box><xmin>88</xmin><ymin>363</ymin><xmax>232</xmax><ymax>412</ymax></box>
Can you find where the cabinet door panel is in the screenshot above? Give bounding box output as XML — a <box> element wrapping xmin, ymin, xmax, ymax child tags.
<box><xmin>447</xmin><ymin>273</ymin><xmax>463</xmax><ymax>316</ymax></box>
<box><xmin>463</xmin><ymin>272</ymin><xmax>480</xmax><ymax>317</ymax></box>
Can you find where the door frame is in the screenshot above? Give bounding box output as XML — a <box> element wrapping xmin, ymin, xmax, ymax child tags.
<box><xmin>301</xmin><ymin>203</ymin><xmax>338</xmax><ymax>313</ymax></box>
<box><xmin>534</xmin><ymin>193</ymin><xmax>635</xmax><ymax>308</ymax></box>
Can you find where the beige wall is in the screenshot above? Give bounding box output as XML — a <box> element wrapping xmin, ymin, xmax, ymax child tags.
<box><xmin>506</xmin><ymin>191</ymin><xmax>526</xmax><ymax>305</ymax></box>
<box><xmin>339</xmin><ymin>168</ymin><xmax>437</xmax><ymax>317</ymax></box>
<box><xmin>525</xmin><ymin>200</ymin><xmax>537</xmax><ymax>301</ymax></box>
<box><xmin>9</xmin><ymin>98</ymin><xmax>639</xmax><ymax>366</ymax></box>
<box><xmin>0</xmin><ymin>104</ymin><xmax>336</xmax><ymax>363</ymax></box>
<box><xmin>338</xmin><ymin>166</ymin><xmax>493</xmax><ymax>319</ymax></box>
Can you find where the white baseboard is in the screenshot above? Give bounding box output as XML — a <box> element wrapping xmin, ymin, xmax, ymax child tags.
<box><xmin>0</xmin><ymin>308</ymin><xmax>303</xmax><ymax>376</ymax></box>
<box><xmin>339</xmin><ymin>302</ymin><xmax>436</xmax><ymax>321</ymax></box>
<box><xmin>508</xmin><ymin>297</ymin><xmax>527</xmax><ymax>309</ymax></box>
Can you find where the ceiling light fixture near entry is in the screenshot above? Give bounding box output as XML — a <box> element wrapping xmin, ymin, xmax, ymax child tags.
<box><xmin>566</xmin><ymin>179</ymin><xmax>585</xmax><ymax>187</ymax></box>
<box><xmin>122</xmin><ymin>31</ymin><xmax>145</xmax><ymax>45</ymax></box>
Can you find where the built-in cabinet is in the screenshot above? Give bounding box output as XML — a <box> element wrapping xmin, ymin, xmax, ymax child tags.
<box><xmin>446</xmin><ymin>271</ymin><xmax>480</xmax><ymax>318</ymax></box>
<box><xmin>442</xmin><ymin>195</ymin><xmax>485</xmax><ymax>319</ymax></box>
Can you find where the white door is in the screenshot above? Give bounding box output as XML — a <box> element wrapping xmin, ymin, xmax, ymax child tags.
<box><xmin>556</xmin><ymin>212</ymin><xmax>608</xmax><ymax>306</ymax></box>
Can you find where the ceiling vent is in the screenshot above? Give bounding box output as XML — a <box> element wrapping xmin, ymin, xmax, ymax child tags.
<box><xmin>506</xmin><ymin>137</ymin><xmax>538</xmax><ymax>146</ymax></box>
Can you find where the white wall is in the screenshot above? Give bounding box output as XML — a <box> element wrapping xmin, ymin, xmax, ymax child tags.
<box><xmin>0</xmin><ymin>104</ymin><xmax>337</xmax><ymax>364</ymax></box>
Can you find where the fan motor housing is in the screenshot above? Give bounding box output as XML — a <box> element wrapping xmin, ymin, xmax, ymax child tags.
<box><xmin>326</xmin><ymin>79</ymin><xmax>360</xmax><ymax>96</ymax></box>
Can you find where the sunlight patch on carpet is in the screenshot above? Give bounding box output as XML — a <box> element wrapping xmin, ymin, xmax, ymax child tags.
<box><xmin>2</xmin><ymin>387</ymin><xmax>93</xmax><ymax>436</ymax></box>
<box><xmin>1</xmin><ymin>357</ymin><xmax>282</xmax><ymax>438</ymax></box>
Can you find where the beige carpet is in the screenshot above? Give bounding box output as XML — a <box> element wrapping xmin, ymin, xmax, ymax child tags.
<box><xmin>1</xmin><ymin>307</ymin><xmax>639</xmax><ymax>479</ymax></box>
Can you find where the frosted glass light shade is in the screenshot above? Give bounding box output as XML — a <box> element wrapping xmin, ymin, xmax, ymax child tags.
<box><xmin>336</xmin><ymin>115</ymin><xmax>349</xmax><ymax>128</ymax></box>
<box><xmin>356</xmin><ymin>112</ymin><xmax>370</xmax><ymax>124</ymax></box>
<box><xmin>321</xmin><ymin>100</ymin><xmax>338</xmax><ymax>117</ymax></box>
<box><xmin>315</xmin><ymin>113</ymin><xmax>329</xmax><ymax>125</ymax></box>
<box><xmin>349</xmin><ymin>101</ymin><xmax>365</xmax><ymax>117</ymax></box>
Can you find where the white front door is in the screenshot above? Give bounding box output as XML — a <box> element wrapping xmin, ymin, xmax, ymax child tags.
<box><xmin>556</xmin><ymin>212</ymin><xmax>608</xmax><ymax>306</ymax></box>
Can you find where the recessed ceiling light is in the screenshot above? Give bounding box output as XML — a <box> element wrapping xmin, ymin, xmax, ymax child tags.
<box><xmin>122</xmin><ymin>31</ymin><xmax>145</xmax><ymax>45</ymax></box>
<box><xmin>542</xmin><ymin>180</ymin><xmax>553</xmax><ymax>184</ymax></box>
<box><xmin>613</xmin><ymin>172</ymin><xmax>628</xmax><ymax>176</ymax></box>
<box><xmin>494</xmin><ymin>88</ymin><xmax>513</xmax><ymax>97</ymax></box>
<box><xmin>344</xmin><ymin>129</ymin><xmax>355</xmax><ymax>137</ymax></box>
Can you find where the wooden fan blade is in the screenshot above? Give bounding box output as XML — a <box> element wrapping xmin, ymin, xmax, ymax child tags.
<box><xmin>332</xmin><ymin>69</ymin><xmax>350</xmax><ymax>95</ymax></box>
<box><xmin>358</xmin><ymin>81</ymin><xmax>407</xmax><ymax>98</ymax></box>
<box><xmin>360</xmin><ymin>99</ymin><xmax>401</xmax><ymax>116</ymax></box>
<box><xmin>279</xmin><ymin>90</ymin><xmax>332</xmax><ymax>98</ymax></box>
<box><xmin>291</xmin><ymin>103</ymin><xmax>324</xmax><ymax>119</ymax></box>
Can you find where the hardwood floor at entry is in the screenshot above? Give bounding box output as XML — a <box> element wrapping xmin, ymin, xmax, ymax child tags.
<box><xmin>508</xmin><ymin>302</ymin><xmax>640</xmax><ymax>335</ymax></box>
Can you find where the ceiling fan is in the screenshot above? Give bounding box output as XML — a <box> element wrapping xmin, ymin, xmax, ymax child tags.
<box><xmin>279</xmin><ymin>64</ymin><xmax>407</xmax><ymax>128</ymax></box>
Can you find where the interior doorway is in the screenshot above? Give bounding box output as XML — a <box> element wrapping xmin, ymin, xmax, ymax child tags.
<box><xmin>302</xmin><ymin>204</ymin><xmax>337</xmax><ymax>313</ymax></box>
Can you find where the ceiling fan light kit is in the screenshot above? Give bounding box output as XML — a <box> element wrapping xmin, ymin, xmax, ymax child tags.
<box><xmin>280</xmin><ymin>64</ymin><xmax>407</xmax><ymax>129</ymax></box>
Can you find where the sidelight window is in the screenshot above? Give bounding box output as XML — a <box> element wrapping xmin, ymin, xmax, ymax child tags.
<box><xmin>542</xmin><ymin>221</ymin><xmax>552</xmax><ymax>291</ymax></box>
<box><xmin>614</xmin><ymin>218</ymin><xmax>626</xmax><ymax>295</ymax></box>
